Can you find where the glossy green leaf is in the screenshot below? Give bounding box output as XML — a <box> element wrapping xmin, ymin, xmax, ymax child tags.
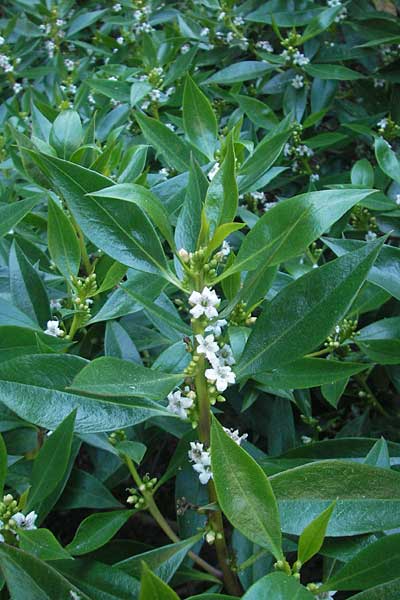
<box><xmin>211</xmin><ymin>418</ymin><xmax>283</xmax><ymax>560</ymax></box>
<box><xmin>183</xmin><ymin>75</ymin><xmax>217</xmax><ymax>160</ymax></box>
<box><xmin>364</xmin><ymin>438</ymin><xmax>391</xmax><ymax>469</ymax></box>
<box><xmin>47</xmin><ymin>197</ymin><xmax>81</xmax><ymax>278</ymax></box>
<box><xmin>320</xmin><ymin>534</ymin><xmax>400</xmax><ymax>592</ymax></box>
<box><xmin>0</xmin><ymin>196</ymin><xmax>39</xmax><ymax>239</ymax></box>
<box><xmin>19</xmin><ymin>529</ymin><xmax>72</xmax><ymax>561</ymax></box>
<box><xmin>357</xmin><ymin>317</ymin><xmax>400</xmax><ymax>364</ymax></box>
<box><xmin>90</xmin><ymin>182</ymin><xmax>174</xmax><ymax>249</ymax></box>
<box><xmin>27</xmin><ymin>410</ymin><xmax>76</xmax><ymax>510</ymax></box>
<box><xmin>139</xmin><ymin>563</ymin><xmax>179</xmax><ymax>600</ymax></box>
<box><xmin>375</xmin><ymin>136</ymin><xmax>400</xmax><ymax>185</ymax></box>
<box><xmin>205</xmin><ymin>61</ymin><xmax>273</xmax><ymax>84</ymax></box>
<box><xmin>270</xmin><ymin>460</ymin><xmax>400</xmax><ymax>536</ymax></box>
<box><xmin>9</xmin><ymin>241</ymin><xmax>50</xmax><ymax>327</ymax></box>
<box><xmin>49</xmin><ymin>110</ymin><xmax>83</xmax><ymax>159</ymax></box>
<box><xmin>298</xmin><ymin>501</ymin><xmax>336</xmax><ymax>564</ymax></box>
<box><xmin>66</xmin><ymin>510</ymin><xmax>134</xmax><ymax>556</ymax></box>
<box><xmin>0</xmin><ymin>434</ymin><xmax>7</xmax><ymax>497</ymax></box>
<box><xmin>70</xmin><ymin>356</ymin><xmax>182</xmax><ymax>399</ymax></box>
<box><xmin>222</xmin><ymin>189</ymin><xmax>376</xmax><ymax>279</ymax></box>
<box><xmin>242</xmin><ymin>572</ymin><xmax>314</xmax><ymax>599</ymax></box>
<box><xmin>135</xmin><ymin>112</ymin><xmax>190</xmax><ymax>172</ymax></box>
<box><xmin>351</xmin><ymin>159</ymin><xmax>374</xmax><ymax>187</ymax></box>
<box><xmin>114</xmin><ymin>440</ymin><xmax>146</xmax><ymax>463</ymax></box>
<box><xmin>175</xmin><ymin>156</ymin><xmax>208</xmax><ymax>253</ymax></box>
<box><xmin>349</xmin><ymin>578</ymin><xmax>400</xmax><ymax>599</ymax></box>
<box><xmin>30</xmin><ymin>152</ymin><xmax>173</xmax><ymax>281</ymax></box>
<box><xmin>304</xmin><ymin>64</ymin><xmax>365</xmax><ymax>80</ymax></box>
<box><xmin>57</xmin><ymin>469</ymin><xmax>122</xmax><ymax>509</ymax></box>
<box><xmin>238</xmin><ymin>237</ymin><xmax>384</xmax><ymax>377</ymax></box>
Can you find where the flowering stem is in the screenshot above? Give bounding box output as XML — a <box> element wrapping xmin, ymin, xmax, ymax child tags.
<box><xmin>123</xmin><ymin>455</ymin><xmax>223</xmax><ymax>580</ymax></box>
<box><xmin>192</xmin><ymin>319</ymin><xmax>242</xmax><ymax>596</ymax></box>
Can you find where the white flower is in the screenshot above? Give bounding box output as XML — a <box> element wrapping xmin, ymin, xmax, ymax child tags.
<box><xmin>166</xmin><ymin>86</ymin><xmax>175</xmax><ymax>97</ymax></box>
<box><xmin>113</xmin><ymin>3</ymin><xmax>122</xmax><ymax>12</ymax></box>
<box><xmin>12</xmin><ymin>511</ymin><xmax>37</xmax><ymax>531</ymax></box>
<box><xmin>150</xmin><ymin>88</ymin><xmax>161</xmax><ymax>102</ymax></box>
<box><xmin>0</xmin><ymin>534</ymin><xmax>4</xmax><ymax>543</ymax></box>
<box><xmin>223</xmin><ymin>427</ymin><xmax>248</xmax><ymax>445</ymax></box>
<box><xmin>217</xmin><ymin>344</ymin><xmax>235</xmax><ymax>366</ymax></box>
<box><xmin>165</xmin><ymin>122</ymin><xmax>175</xmax><ymax>131</ymax></box>
<box><xmin>195</xmin><ymin>334</ymin><xmax>219</xmax><ymax>360</ymax></box>
<box><xmin>207</xmin><ymin>162</ymin><xmax>220</xmax><ymax>181</ymax></box>
<box><xmin>395</xmin><ymin>194</ymin><xmax>400</xmax><ymax>206</ymax></box>
<box><xmin>310</xmin><ymin>173</ymin><xmax>320</xmax><ymax>182</ymax></box>
<box><xmin>292</xmin><ymin>50</ymin><xmax>310</xmax><ymax>66</ymax></box>
<box><xmin>256</xmin><ymin>40</ymin><xmax>273</xmax><ymax>52</ymax></box>
<box><xmin>45</xmin><ymin>40</ymin><xmax>56</xmax><ymax>57</ymax></box>
<box><xmin>159</xmin><ymin>167</ymin><xmax>171</xmax><ymax>178</ymax></box>
<box><xmin>88</xmin><ymin>94</ymin><xmax>96</xmax><ymax>105</ymax></box>
<box><xmin>13</xmin><ymin>83</ymin><xmax>23</xmax><ymax>94</ymax></box>
<box><xmin>181</xmin><ymin>44</ymin><xmax>190</xmax><ymax>54</ymax></box>
<box><xmin>297</xmin><ymin>144</ymin><xmax>314</xmax><ymax>157</ymax></box>
<box><xmin>188</xmin><ymin>442</ymin><xmax>212</xmax><ymax>484</ymax></box>
<box><xmin>316</xmin><ymin>586</ymin><xmax>337</xmax><ymax>599</ymax></box>
<box><xmin>301</xmin><ymin>435</ymin><xmax>312</xmax><ymax>444</ymax></box>
<box><xmin>69</xmin><ymin>592</ymin><xmax>81</xmax><ymax>600</ymax></box>
<box><xmin>56</xmin><ymin>19</ymin><xmax>66</xmax><ymax>27</ymax></box>
<box><xmin>233</xmin><ymin>16</ymin><xmax>245</xmax><ymax>26</ymax></box>
<box><xmin>374</xmin><ymin>78</ymin><xmax>385</xmax><ymax>88</ymax></box>
<box><xmin>64</xmin><ymin>58</ymin><xmax>74</xmax><ymax>71</ymax></box>
<box><xmin>226</xmin><ymin>32</ymin><xmax>235</xmax><ymax>44</ymax></box>
<box><xmin>251</xmin><ymin>191</ymin><xmax>265</xmax><ymax>201</ymax></box>
<box><xmin>116</xmin><ymin>36</ymin><xmax>124</xmax><ymax>45</ymax></box>
<box><xmin>44</xmin><ymin>319</ymin><xmax>63</xmax><ymax>337</ymax></box>
<box><xmin>365</xmin><ymin>230</ymin><xmax>377</xmax><ymax>241</ymax></box>
<box><xmin>0</xmin><ymin>36</ymin><xmax>4</xmax><ymax>46</ymax></box>
<box><xmin>221</xmin><ymin>240</ymin><xmax>231</xmax><ymax>256</ymax></box>
<box><xmin>50</xmin><ymin>298</ymin><xmax>62</xmax><ymax>310</ymax></box>
<box><xmin>205</xmin><ymin>319</ymin><xmax>227</xmax><ymax>338</ymax></box>
<box><xmin>291</xmin><ymin>74</ymin><xmax>304</xmax><ymax>89</ymax></box>
<box><xmin>0</xmin><ymin>54</ymin><xmax>13</xmax><ymax>72</ymax></box>
<box><xmin>200</xmin><ymin>27</ymin><xmax>210</xmax><ymax>37</ymax></box>
<box><xmin>167</xmin><ymin>390</ymin><xmax>193</xmax><ymax>419</ymax></box>
<box><xmin>218</xmin><ymin>11</ymin><xmax>226</xmax><ymax>21</ymax></box>
<box><xmin>327</xmin><ymin>0</ymin><xmax>342</xmax><ymax>5</ymax></box>
<box><xmin>69</xmin><ymin>84</ymin><xmax>77</xmax><ymax>94</ymax></box>
<box><xmin>205</xmin><ymin>361</ymin><xmax>236</xmax><ymax>392</ymax></box>
<box><xmin>377</xmin><ymin>117</ymin><xmax>388</xmax><ymax>129</ymax></box>
<box><xmin>189</xmin><ymin>287</ymin><xmax>220</xmax><ymax>320</ymax></box>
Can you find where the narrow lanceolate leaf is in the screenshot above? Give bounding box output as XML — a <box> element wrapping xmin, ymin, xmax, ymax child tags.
<box><xmin>375</xmin><ymin>135</ymin><xmax>400</xmax><ymax>185</ymax></box>
<box><xmin>211</xmin><ymin>418</ymin><xmax>283</xmax><ymax>560</ymax></box>
<box><xmin>357</xmin><ymin>317</ymin><xmax>400</xmax><ymax>364</ymax></box>
<box><xmin>0</xmin><ymin>544</ymin><xmax>91</xmax><ymax>600</ymax></box>
<box><xmin>0</xmin><ymin>196</ymin><xmax>39</xmax><ymax>239</ymax></box>
<box><xmin>9</xmin><ymin>241</ymin><xmax>50</xmax><ymax>327</ymax></box>
<box><xmin>221</xmin><ymin>189</ymin><xmax>377</xmax><ymax>280</ymax></box>
<box><xmin>135</xmin><ymin>112</ymin><xmax>191</xmax><ymax>172</ymax></box>
<box><xmin>298</xmin><ymin>501</ymin><xmax>336</xmax><ymax>565</ymax></box>
<box><xmin>18</xmin><ymin>529</ymin><xmax>72</xmax><ymax>561</ymax></box>
<box><xmin>27</xmin><ymin>410</ymin><xmax>76</xmax><ymax>511</ymax></box>
<box><xmin>237</xmin><ymin>237</ymin><xmax>384</xmax><ymax>378</ymax></box>
<box><xmin>89</xmin><ymin>183</ymin><xmax>175</xmax><ymax>249</ymax></box>
<box><xmin>70</xmin><ymin>356</ymin><xmax>183</xmax><ymax>399</ymax></box>
<box><xmin>47</xmin><ymin>197</ymin><xmax>81</xmax><ymax>278</ymax></box>
<box><xmin>183</xmin><ymin>75</ymin><xmax>218</xmax><ymax>160</ymax></box>
<box><xmin>0</xmin><ymin>434</ymin><xmax>7</xmax><ymax>498</ymax></box>
<box><xmin>320</xmin><ymin>533</ymin><xmax>400</xmax><ymax>592</ymax></box>
<box><xmin>139</xmin><ymin>563</ymin><xmax>180</xmax><ymax>600</ymax></box>
<box><xmin>66</xmin><ymin>510</ymin><xmax>134</xmax><ymax>556</ymax></box>
<box><xmin>29</xmin><ymin>152</ymin><xmax>172</xmax><ymax>280</ymax></box>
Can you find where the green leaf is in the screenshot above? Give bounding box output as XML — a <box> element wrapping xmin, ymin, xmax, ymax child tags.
<box><xmin>175</xmin><ymin>156</ymin><xmax>208</xmax><ymax>254</ymax></box>
<box><xmin>357</xmin><ymin>317</ymin><xmax>400</xmax><ymax>364</ymax></box>
<box><xmin>222</xmin><ymin>189</ymin><xmax>376</xmax><ymax>280</ymax></box>
<box><xmin>0</xmin><ymin>544</ymin><xmax>91</xmax><ymax>600</ymax></box>
<box><xmin>135</xmin><ymin>112</ymin><xmax>191</xmax><ymax>172</ymax></box>
<box><xmin>115</xmin><ymin>440</ymin><xmax>146</xmax><ymax>463</ymax></box>
<box><xmin>70</xmin><ymin>356</ymin><xmax>182</xmax><ymax>400</ymax></box>
<box><xmin>117</xmin><ymin>536</ymin><xmax>200</xmax><ymax>582</ymax></box>
<box><xmin>204</xmin><ymin>61</ymin><xmax>274</xmax><ymax>84</ymax></box>
<box><xmin>9</xmin><ymin>241</ymin><xmax>50</xmax><ymax>327</ymax></box>
<box><xmin>364</xmin><ymin>438</ymin><xmax>391</xmax><ymax>469</ymax></box>
<box><xmin>57</xmin><ymin>469</ymin><xmax>122</xmax><ymax>509</ymax></box>
<box><xmin>242</xmin><ymin>572</ymin><xmax>314</xmax><ymax>599</ymax></box>
<box><xmin>298</xmin><ymin>501</ymin><xmax>336</xmax><ymax>564</ymax></box>
<box><xmin>323</xmin><ymin>237</ymin><xmax>400</xmax><ymax>301</ymax></box>
<box><xmin>0</xmin><ymin>196</ymin><xmax>39</xmax><ymax>238</ymax></box>
<box><xmin>30</xmin><ymin>152</ymin><xmax>173</xmax><ymax>280</ymax></box>
<box><xmin>19</xmin><ymin>529</ymin><xmax>72</xmax><ymax>561</ymax></box>
<box><xmin>139</xmin><ymin>563</ymin><xmax>180</xmax><ymax>600</ymax></box>
<box><xmin>351</xmin><ymin>159</ymin><xmax>374</xmax><ymax>187</ymax></box>
<box><xmin>27</xmin><ymin>410</ymin><xmax>76</xmax><ymax>510</ymax></box>
<box><xmin>270</xmin><ymin>460</ymin><xmax>400</xmax><ymax>536</ymax></box>
<box><xmin>320</xmin><ymin>533</ymin><xmax>400</xmax><ymax>592</ymax></box>
<box><xmin>304</xmin><ymin>64</ymin><xmax>365</xmax><ymax>80</ymax></box>
<box><xmin>0</xmin><ymin>381</ymin><xmax>173</xmax><ymax>433</ymax></box>
<box><xmin>349</xmin><ymin>578</ymin><xmax>400</xmax><ymax>599</ymax></box>
<box><xmin>211</xmin><ymin>418</ymin><xmax>283</xmax><ymax>560</ymax></box>
<box><xmin>375</xmin><ymin>136</ymin><xmax>400</xmax><ymax>185</ymax></box>
<box><xmin>88</xmin><ymin>78</ymin><xmax>130</xmax><ymax>102</ymax></box>
<box><xmin>0</xmin><ymin>434</ymin><xmax>7</xmax><ymax>497</ymax></box>
<box><xmin>67</xmin><ymin>9</ymin><xmax>107</xmax><ymax>36</ymax></box>
<box><xmin>49</xmin><ymin>110</ymin><xmax>83</xmax><ymax>159</ymax></box>
<box><xmin>183</xmin><ymin>75</ymin><xmax>217</xmax><ymax>160</ymax></box>
<box><xmin>66</xmin><ymin>510</ymin><xmax>134</xmax><ymax>556</ymax></box>
<box><xmin>300</xmin><ymin>5</ymin><xmax>343</xmax><ymax>42</ymax></box>
<box><xmin>238</xmin><ymin>237</ymin><xmax>384</xmax><ymax>377</ymax></box>
<box><xmin>47</xmin><ymin>197</ymin><xmax>81</xmax><ymax>278</ymax></box>
<box><xmin>254</xmin><ymin>358</ymin><xmax>369</xmax><ymax>390</ymax></box>
<box><xmin>90</xmin><ymin>182</ymin><xmax>174</xmax><ymax>249</ymax></box>
<box><xmin>204</xmin><ymin>135</ymin><xmax>238</xmax><ymax>237</ymax></box>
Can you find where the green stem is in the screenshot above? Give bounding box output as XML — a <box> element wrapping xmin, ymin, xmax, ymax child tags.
<box><xmin>305</xmin><ymin>347</ymin><xmax>332</xmax><ymax>358</ymax></box>
<box><xmin>354</xmin><ymin>374</ymin><xmax>390</xmax><ymax>418</ymax></box>
<box><xmin>68</xmin><ymin>313</ymin><xmax>81</xmax><ymax>341</ymax></box>
<box><xmin>237</xmin><ymin>548</ymin><xmax>268</xmax><ymax>572</ymax></box>
<box><xmin>124</xmin><ymin>456</ymin><xmax>223</xmax><ymax>581</ymax></box>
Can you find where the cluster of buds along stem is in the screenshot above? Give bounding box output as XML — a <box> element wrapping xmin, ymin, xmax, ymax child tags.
<box><xmin>204</xmin><ymin>525</ymin><xmax>223</xmax><ymax>545</ymax></box>
<box><xmin>324</xmin><ymin>318</ymin><xmax>358</xmax><ymax>352</ymax></box>
<box><xmin>0</xmin><ymin>494</ymin><xmax>37</xmax><ymax>542</ymax></box>
<box><xmin>283</xmin><ymin>124</ymin><xmax>319</xmax><ymax>178</ymax></box>
<box><xmin>108</xmin><ymin>429</ymin><xmax>127</xmax><ymax>446</ymax></box>
<box><xmin>126</xmin><ymin>475</ymin><xmax>157</xmax><ymax>509</ymax></box>
<box><xmin>68</xmin><ymin>273</ymin><xmax>97</xmax><ymax>330</ymax></box>
<box><xmin>280</xmin><ymin>33</ymin><xmax>310</xmax><ymax>67</ymax></box>
<box><xmin>229</xmin><ymin>301</ymin><xmax>256</xmax><ymax>327</ymax></box>
<box><xmin>350</xmin><ymin>205</ymin><xmax>377</xmax><ymax>237</ymax></box>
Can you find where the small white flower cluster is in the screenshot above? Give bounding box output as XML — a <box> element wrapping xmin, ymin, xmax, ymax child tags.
<box><xmin>69</xmin><ymin>591</ymin><xmax>81</xmax><ymax>600</ymax></box>
<box><xmin>159</xmin><ymin>167</ymin><xmax>171</xmax><ymax>178</ymax></box>
<box><xmin>44</xmin><ymin>319</ymin><xmax>64</xmax><ymax>337</ymax></box>
<box><xmin>214</xmin><ymin>240</ymin><xmax>231</xmax><ymax>261</ymax></box>
<box><xmin>377</xmin><ymin>117</ymin><xmax>388</xmax><ymax>130</ymax></box>
<box><xmin>373</xmin><ymin>78</ymin><xmax>385</xmax><ymax>88</ymax></box>
<box><xmin>0</xmin><ymin>508</ymin><xmax>37</xmax><ymax>543</ymax></box>
<box><xmin>50</xmin><ymin>298</ymin><xmax>62</xmax><ymax>311</ymax></box>
<box><xmin>395</xmin><ymin>194</ymin><xmax>400</xmax><ymax>206</ymax></box>
<box><xmin>113</xmin><ymin>2</ymin><xmax>122</xmax><ymax>11</ymax></box>
<box><xmin>223</xmin><ymin>427</ymin><xmax>248</xmax><ymax>445</ymax></box>
<box><xmin>133</xmin><ymin>7</ymin><xmax>153</xmax><ymax>33</ymax></box>
<box><xmin>281</xmin><ymin>49</ymin><xmax>309</xmax><ymax>66</ymax></box>
<box><xmin>167</xmin><ymin>388</ymin><xmax>195</xmax><ymax>420</ymax></box>
<box><xmin>116</xmin><ymin>36</ymin><xmax>124</xmax><ymax>45</ymax></box>
<box><xmin>188</xmin><ymin>442</ymin><xmax>212</xmax><ymax>484</ymax></box>
<box><xmin>310</xmin><ymin>173</ymin><xmax>320</xmax><ymax>183</ymax></box>
<box><xmin>64</xmin><ymin>58</ymin><xmax>75</xmax><ymax>71</ymax></box>
<box><xmin>284</xmin><ymin>143</ymin><xmax>314</xmax><ymax>158</ymax></box>
<box><xmin>200</xmin><ymin>27</ymin><xmax>210</xmax><ymax>37</ymax></box>
<box><xmin>233</xmin><ymin>16</ymin><xmax>245</xmax><ymax>26</ymax></box>
<box><xmin>256</xmin><ymin>40</ymin><xmax>273</xmax><ymax>52</ymax></box>
<box><xmin>13</xmin><ymin>82</ymin><xmax>23</xmax><ymax>94</ymax></box>
<box><xmin>181</xmin><ymin>44</ymin><xmax>190</xmax><ymax>54</ymax></box>
<box><xmin>0</xmin><ymin>36</ymin><xmax>4</xmax><ymax>46</ymax></box>
<box><xmin>0</xmin><ymin>53</ymin><xmax>13</xmax><ymax>73</ymax></box>
<box><xmin>365</xmin><ymin>230</ymin><xmax>377</xmax><ymax>241</ymax></box>
<box><xmin>45</xmin><ymin>40</ymin><xmax>56</xmax><ymax>58</ymax></box>
<box><xmin>291</xmin><ymin>74</ymin><xmax>305</xmax><ymax>89</ymax></box>
<box><xmin>189</xmin><ymin>286</ymin><xmax>220</xmax><ymax>320</ymax></box>
<box><xmin>327</xmin><ymin>0</ymin><xmax>347</xmax><ymax>21</ymax></box>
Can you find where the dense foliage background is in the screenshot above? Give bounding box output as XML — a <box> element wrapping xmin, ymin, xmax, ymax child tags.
<box><xmin>0</xmin><ymin>0</ymin><xmax>399</xmax><ymax>598</ymax></box>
